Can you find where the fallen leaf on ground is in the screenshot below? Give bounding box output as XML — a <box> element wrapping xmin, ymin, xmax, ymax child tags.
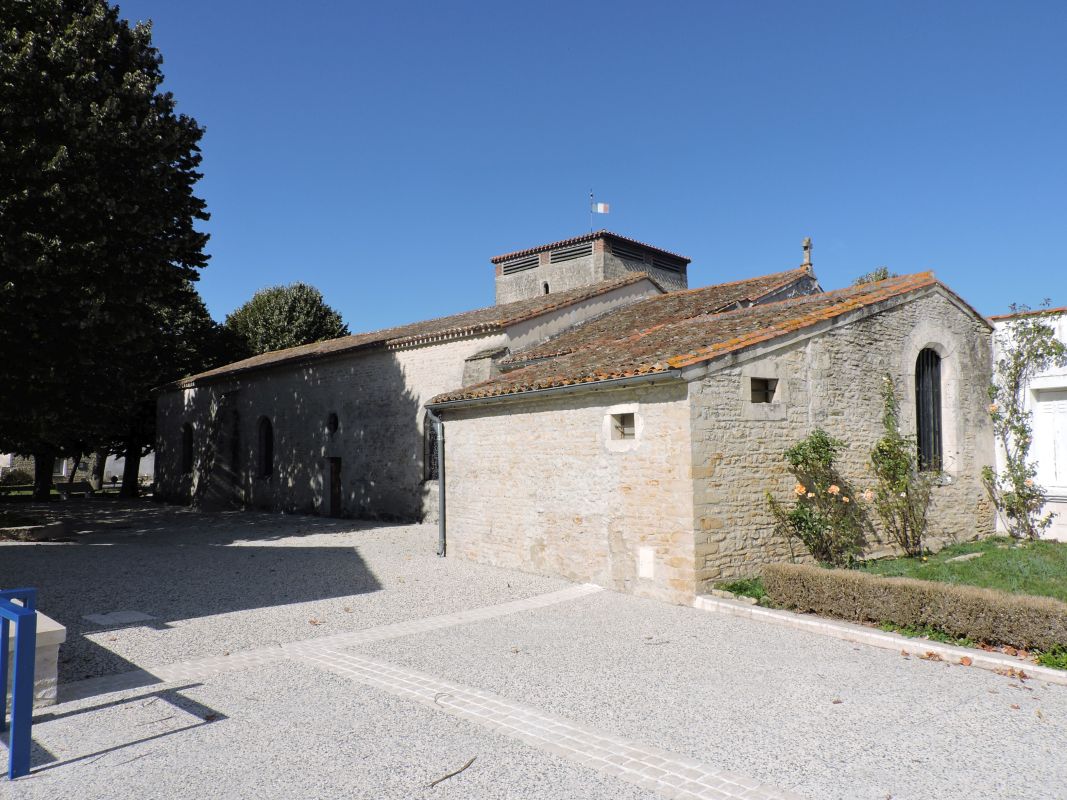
<box><xmin>919</xmin><ymin>651</ymin><xmax>943</xmax><ymax>661</ymax></box>
<box><xmin>959</xmin><ymin>656</ymin><xmax>973</xmax><ymax>666</ymax></box>
<box><xmin>831</xmin><ymin>699</ymin><xmax>843</xmax><ymax>705</ymax></box>
<box><xmin>1010</xmin><ymin>704</ymin><xmax>1020</xmax><ymax>710</ymax></box>
<box><xmin>309</xmin><ymin>618</ymin><xmax>324</xmax><ymax>626</ymax></box>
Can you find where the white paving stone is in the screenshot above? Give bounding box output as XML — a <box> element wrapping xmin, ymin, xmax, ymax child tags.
<box><xmin>295</xmin><ymin>646</ymin><xmax>802</xmax><ymax>800</ymax></box>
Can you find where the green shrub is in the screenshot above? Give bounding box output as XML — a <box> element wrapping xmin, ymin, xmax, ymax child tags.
<box><xmin>869</xmin><ymin>375</ymin><xmax>933</xmax><ymax>556</ymax></box>
<box><xmin>766</xmin><ymin>429</ymin><xmax>867</xmax><ymax>567</ymax></box>
<box><xmin>718</xmin><ymin>577</ymin><xmax>766</xmax><ymax>602</ymax></box>
<box><xmin>0</xmin><ymin>468</ymin><xmax>32</xmax><ymax>486</ymax></box>
<box><xmin>762</xmin><ymin>562</ymin><xmax>1067</xmax><ymax>652</ymax></box>
<box><xmin>1036</xmin><ymin>646</ymin><xmax>1067</xmax><ymax>670</ymax></box>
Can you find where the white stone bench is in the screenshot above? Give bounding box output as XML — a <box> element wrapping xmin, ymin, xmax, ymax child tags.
<box><xmin>4</xmin><ymin>610</ymin><xmax>66</xmax><ymax>708</ymax></box>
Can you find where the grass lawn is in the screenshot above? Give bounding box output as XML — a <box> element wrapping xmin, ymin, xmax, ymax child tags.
<box><xmin>859</xmin><ymin>536</ymin><xmax>1067</xmax><ymax>604</ymax></box>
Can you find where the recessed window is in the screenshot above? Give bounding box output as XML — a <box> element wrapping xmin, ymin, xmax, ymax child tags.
<box><xmin>326</xmin><ymin>412</ymin><xmax>339</xmax><ymax>434</ymax></box>
<box><xmin>750</xmin><ymin>378</ymin><xmax>778</xmax><ymax>404</ymax></box>
<box><xmin>257</xmin><ymin>416</ymin><xmax>274</xmax><ymax>478</ymax></box>
<box><xmin>181</xmin><ymin>423</ymin><xmax>194</xmax><ymax>475</ymax></box>
<box><xmin>915</xmin><ymin>348</ymin><xmax>943</xmax><ymax>471</ymax></box>
<box><xmin>610</xmin><ymin>412</ymin><xmax>635</xmax><ymax>440</ymax></box>
<box><xmin>543</xmin><ymin>282</ymin><xmax>550</xmax><ymax>295</ymax></box>
<box><xmin>229</xmin><ymin>411</ymin><xmax>240</xmax><ymax>472</ymax></box>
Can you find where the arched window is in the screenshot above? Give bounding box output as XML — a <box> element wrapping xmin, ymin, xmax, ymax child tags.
<box><xmin>915</xmin><ymin>348</ymin><xmax>942</xmax><ymax>471</ymax></box>
<box><xmin>424</xmin><ymin>416</ymin><xmax>439</xmax><ymax>481</ymax></box>
<box><xmin>543</xmin><ymin>282</ymin><xmax>550</xmax><ymax>295</ymax></box>
<box><xmin>181</xmin><ymin>423</ymin><xmax>194</xmax><ymax>475</ymax></box>
<box><xmin>229</xmin><ymin>410</ymin><xmax>240</xmax><ymax>472</ymax></box>
<box><xmin>257</xmin><ymin>416</ymin><xmax>274</xmax><ymax>478</ymax></box>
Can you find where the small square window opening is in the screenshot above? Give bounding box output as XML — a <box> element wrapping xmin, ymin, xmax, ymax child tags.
<box><xmin>611</xmin><ymin>412</ymin><xmax>635</xmax><ymax>440</ymax></box>
<box><xmin>750</xmin><ymin>378</ymin><xmax>778</xmax><ymax>404</ymax></box>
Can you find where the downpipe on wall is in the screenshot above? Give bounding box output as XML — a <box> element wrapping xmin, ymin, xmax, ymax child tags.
<box><xmin>425</xmin><ymin>407</ymin><xmax>446</xmax><ymax>557</ymax></box>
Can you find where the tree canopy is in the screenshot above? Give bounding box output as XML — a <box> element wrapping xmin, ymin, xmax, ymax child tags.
<box><xmin>225</xmin><ymin>283</ymin><xmax>350</xmax><ymax>356</ymax></box>
<box><xmin>0</xmin><ymin>0</ymin><xmax>214</xmax><ymax>497</ymax></box>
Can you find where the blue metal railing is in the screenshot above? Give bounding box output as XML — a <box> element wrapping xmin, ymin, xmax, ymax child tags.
<box><xmin>0</xmin><ymin>588</ymin><xmax>37</xmax><ymax>780</ymax></box>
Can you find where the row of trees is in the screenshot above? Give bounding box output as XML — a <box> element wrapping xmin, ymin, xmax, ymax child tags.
<box><xmin>0</xmin><ymin>2</ymin><xmax>347</xmax><ymax>500</ymax></box>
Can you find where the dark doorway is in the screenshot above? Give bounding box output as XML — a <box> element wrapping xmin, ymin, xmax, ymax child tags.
<box><xmin>328</xmin><ymin>457</ymin><xmax>342</xmax><ymax>517</ymax></box>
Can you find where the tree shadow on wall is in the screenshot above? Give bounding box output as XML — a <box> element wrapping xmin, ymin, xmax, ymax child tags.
<box><xmin>168</xmin><ymin>346</ymin><xmax>429</xmax><ymax>520</ymax></box>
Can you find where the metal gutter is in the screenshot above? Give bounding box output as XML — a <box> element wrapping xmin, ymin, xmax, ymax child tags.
<box><xmin>424</xmin><ymin>407</ymin><xmax>446</xmax><ymax>557</ymax></box>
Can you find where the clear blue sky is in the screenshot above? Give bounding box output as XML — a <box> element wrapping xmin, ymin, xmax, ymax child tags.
<box><xmin>119</xmin><ymin>0</ymin><xmax>1067</xmax><ymax>329</ymax></box>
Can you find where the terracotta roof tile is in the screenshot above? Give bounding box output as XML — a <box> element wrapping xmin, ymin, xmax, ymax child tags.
<box><xmin>491</xmin><ymin>230</ymin><xmax>690</xmax><ymax>264</ymax></box>
<box><xmin>988</xmin><ymin>305</ymin><xmax>1067</xmax><ymax>321</ymax></box>
<box><xmin>431</xmin><ymin>272</ymin><xmax>938</xmax><ymax>404</ymax></box>
<box><xmin>170</xmin><ymin>273</ymin><xmax>656</xmax><ymax>389</ymax></box>
<box><xmin>502</xmin><ymin>266</ymin><xmax>814</xmax><ymax>366</ymax></box>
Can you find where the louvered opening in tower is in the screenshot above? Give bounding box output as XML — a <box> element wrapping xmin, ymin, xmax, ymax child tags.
<box><xmin>501</xmin><ymin>254</ymin><xmax>539</xmax><ymax>275</ymax></box>
<box><xmin>549</xmin><ymin>242</ymin><xmax>594</xmax><ymax>263</ymax></box>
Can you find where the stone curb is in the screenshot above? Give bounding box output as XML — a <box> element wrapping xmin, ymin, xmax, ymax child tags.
<box><xmin>692</xmin><ymin>594</ymin><xmax>1067</xmax><ymax>687</ymax></box>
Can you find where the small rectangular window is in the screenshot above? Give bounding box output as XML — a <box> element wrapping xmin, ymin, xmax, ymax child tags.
<box><xmin>611</xmin><ymin>412</ymin><xmax>635</xmax><ymax>440</ymax></box>
<box><xmin>750</xmin><ymin>378</ymin><xmax>778</xmax><ymax>404</ymax></box>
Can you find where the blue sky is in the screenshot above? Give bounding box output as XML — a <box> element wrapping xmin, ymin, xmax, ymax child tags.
<box><xmin>119</xmin><ymin>0</ymin><xmax>1067</xmax><ymax>329</ymax></box>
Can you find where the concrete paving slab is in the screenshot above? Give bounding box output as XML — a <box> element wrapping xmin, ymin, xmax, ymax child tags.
<box><xmin>8</xmin><ymin>661</ymin><xmax>659</xmax><ymax>799</ymax></box>
<box><xmin>356</xmin><ymin>588</ymin><xmax>1067</xmax><ymax>800</ymax></box>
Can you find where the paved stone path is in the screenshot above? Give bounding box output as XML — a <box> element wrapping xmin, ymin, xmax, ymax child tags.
<box><xmin>60</xmin><ymin>583</ymin><xmax>603</xmax><ymax>701</ymax></box>
<box><xmin>296</xmin><ymin>647</ymin><xmax>801</xmax><ymax>800</ymax></box>
<box><xmin>55</xmin><ymin>581</ymin><xmax>801</xmax><ymax>800</ymax></box>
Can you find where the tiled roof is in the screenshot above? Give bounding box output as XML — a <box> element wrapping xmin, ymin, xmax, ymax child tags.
<box><xmin>491</xmin><ymin>230</ymin><xmax>690</xmax><ymax>264</ymax></box>
<box><xmin>169</xmin><ymin>273</ymin><xmax>657</xmax><ymax>389</ymax></box>
<box><xmin>502</xmin><ymin>267</ymin><xmax>814</xmax><ymax>366</ymax></box>
<box><xmin>988</xmin><ymin>306</ymin><xmax>1067</xmax><ymax>321</ymax></box>
<box><xmin>430</xmin><ymin>273</ymin><xmax>938</xmax><ymax>404</ymax></box>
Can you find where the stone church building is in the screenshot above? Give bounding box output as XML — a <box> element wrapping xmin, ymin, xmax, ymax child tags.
<box><xmin>157</xmin><ymin>231</ymin><xmax>995</xmax><ymax>603</ymax></box>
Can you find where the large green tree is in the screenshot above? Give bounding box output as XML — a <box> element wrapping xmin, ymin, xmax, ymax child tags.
<box><xmin>225</xmin><ymin>283</ymin><xmax>349</xmax><ymax>356</ymax></box>
<box><xmin>110</xmin><ymin>284</ymin><xmax>235</xmax><ymax>497</ymax></box>
<box><xmin>0</xmin><ymin>0</ymin><xmax>210</xmax><ymax>499</ymax></box>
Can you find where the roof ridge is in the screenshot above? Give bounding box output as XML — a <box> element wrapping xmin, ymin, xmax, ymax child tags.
<box><xmin>501</xmin><ymin>266</ymin><xmax>818</xmax><ymax>365</ymax></box>
<box><xmin>491</xmin><ymin>230</ymin><xmax>690</xmax><ymax>264</ymax></box>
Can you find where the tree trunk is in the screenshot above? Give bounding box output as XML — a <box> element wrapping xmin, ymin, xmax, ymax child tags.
<box><xmin>119</xmin><ymin>441</ymin><xmax>141</xmax><ymax>498</ymax></box>
<box><xmin>32</xmin><ymin>450</ymin><xmax>55</xmax><ymax>501</ymax></box>
<box><xmin>89</xmin><ymin>448</ymin><xmax>108</xmax><ymax>491</ymax></box>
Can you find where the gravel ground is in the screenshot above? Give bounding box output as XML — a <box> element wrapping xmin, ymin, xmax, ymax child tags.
<box><xmin>357</xmin><ymin>590</ymin><xmax>1067</xmax><ymax>800</ymax></box>
<box><xmin>10</xmin><ymin>660</ymin><xmax>659</xmax><ymax>799</ymax></box>
<box><xmin>0</xmin><ymin>502</ymin><xmax>569</xmax><ymax>682</ymax></box>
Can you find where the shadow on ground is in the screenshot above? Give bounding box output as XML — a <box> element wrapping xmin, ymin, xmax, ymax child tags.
<box><xmin>0</xmin><ymin>500</ymin><xmax>385</xmax><ymax>682</ymax></box>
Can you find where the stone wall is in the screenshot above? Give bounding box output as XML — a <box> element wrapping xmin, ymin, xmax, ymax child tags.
<box><xmin>442</xmin><ymin>383</ymin><xmax>696</xmax><ymax>604</ymax></box>
<box><xmin>601</xmin><ymin>252</ymin><xmax>688</xmax><ymax>293</ymax></box>
<box><xmin>689</xmin><ymin>290</ymin><xmax>995</xmax><ymax>588</ymax></box>
<box><xmin>495</xmin><ymin>254</ymin><xmax>599</xmax><ymax>304</ymax></box>
<box><xmin>156</xmin><ymin>333</ymin><xmax>508</xmax><ymax>520</ymax></box>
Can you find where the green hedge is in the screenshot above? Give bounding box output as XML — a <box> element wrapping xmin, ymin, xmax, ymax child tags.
<box><xmin>762</xmin><ymin>563</ymin><xmax>1067</xmax><ymax>652</ymax></box>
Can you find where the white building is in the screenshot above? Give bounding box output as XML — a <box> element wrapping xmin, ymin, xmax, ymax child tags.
<box><xmin>990</xmin><ymin>307</ymin><xmax>1067</xmax><ymax>541</ymax></box>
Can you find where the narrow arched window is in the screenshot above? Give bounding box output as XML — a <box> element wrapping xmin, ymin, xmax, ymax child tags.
<box><xmin>424</xmin><ymin>416</ymin><xmax>439</xmax><ymax>481</ymax></box>
<box><xmin>229</xmin><ymin>410</ymin><xmax>240</xmax><ymax>472</ymax></box>
<box><xmin>915</xmin><ymin>349</ymin><xmax>942</xmax><ymax>471</ymax></box>
<box><xmin>543</xmin><ymin>282</ymin><xmax>550</xmax><ymax>295</ymax></box>
<box><xmin>181</xmin><ymin>423</ymin><xmax>194</xmax><ymax>475</ymax></box>
<box><xmin>257</xmin><ymin>416</ymin><xmax>274</xmax><ymax>477</ymax></box>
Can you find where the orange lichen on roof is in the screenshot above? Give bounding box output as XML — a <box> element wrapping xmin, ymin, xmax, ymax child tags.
<box><xmin>503</xmin><ymin>266</ymin><xmax>815</xmax><ymax>366</ymax></box>
<box><xmin>432</xmin><ymin>272</ymin><xmax>940</xmax><ymax>404</ymax></box>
